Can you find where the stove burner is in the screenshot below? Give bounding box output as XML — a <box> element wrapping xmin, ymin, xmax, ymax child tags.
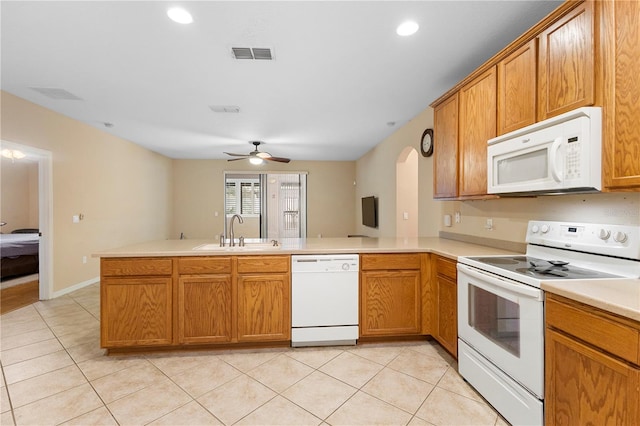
<box><xmin>476</xmin><ymin>257</ymin><xmax>520</xmax><ymax>265</ymax></box>
<box><xmin>516</xmin><ymin>267</ymin><xmax>569</xmax><ymax>277</ymax></box>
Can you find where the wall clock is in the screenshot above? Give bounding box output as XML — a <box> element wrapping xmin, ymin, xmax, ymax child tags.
<box><xmin>420</xmin><ymin>128</ymin><xmax>434</xmax><ymax>157</ymax></box>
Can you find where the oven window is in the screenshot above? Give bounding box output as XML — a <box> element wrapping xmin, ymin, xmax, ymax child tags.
<box><xmin>469</xmin><ymin>284</ymin><xmax>520</xmax><ymax>357</ymax></box>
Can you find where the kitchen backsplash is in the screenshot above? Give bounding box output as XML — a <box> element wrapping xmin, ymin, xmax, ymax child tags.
<box><xmin>441</xmin><ymin>192</ymin><xmax>640</xmax><ymax>244</ymax></box>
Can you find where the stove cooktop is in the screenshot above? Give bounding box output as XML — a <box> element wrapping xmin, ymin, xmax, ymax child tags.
<box><xmin>467</xmin><ymin>255</ymin><xmax>623</xmax><ymax>280</ymax></box>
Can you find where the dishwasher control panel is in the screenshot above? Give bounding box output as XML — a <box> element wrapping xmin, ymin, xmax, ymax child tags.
<box><xmin>291</xmin><ymin>254</ymin><xmax>359</xmax><ymax>273</ymax></box>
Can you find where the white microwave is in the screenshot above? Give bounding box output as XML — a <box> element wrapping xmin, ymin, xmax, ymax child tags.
<box><xmin>487</xmin><ymin>107</ymin><xmax>602</xmax><ymax>195</ymax></box>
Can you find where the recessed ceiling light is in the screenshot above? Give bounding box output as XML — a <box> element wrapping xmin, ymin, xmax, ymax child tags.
<box><xmin>396</xmin><ymin>21</ymin><xmax>419</xmax><ymax>36</ymax></box>
<box><xmin>167</xmin><ymin>7</ymin><xmax>193</xmax><ymax>24</ymax></box>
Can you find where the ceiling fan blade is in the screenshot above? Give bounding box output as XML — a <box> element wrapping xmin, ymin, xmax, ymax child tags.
<box><xmin>264</xmin><ymin>156</ymin><xmax>291</xmax><ymax>163</ymax></box>
<box><xmin>227</xmin><ymin>157</ymin><xmax>247</xmax><ymax>162</ymax></box>
<box><xmin>224</xmin><ymin>152</ymin><xmax>249</xmax><ymax>157</ymax></box>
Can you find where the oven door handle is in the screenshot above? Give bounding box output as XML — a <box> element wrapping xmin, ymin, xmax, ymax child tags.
<box><xmin>458</xmin><ymin>264</ymin><xmax>544</xmax><ymax>301</ymax></box>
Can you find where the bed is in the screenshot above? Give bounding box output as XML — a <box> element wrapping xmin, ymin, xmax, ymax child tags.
<box><xmin>1</xmin><ymin>232</ymin><xmax>40</xmax><ymax>281</ymax></box>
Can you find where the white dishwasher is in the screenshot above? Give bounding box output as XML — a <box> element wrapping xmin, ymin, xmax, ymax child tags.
<box><xmin>291</xmin><ymin>254</ymin><xmax>359</xmax><ymax>347</ymax></box>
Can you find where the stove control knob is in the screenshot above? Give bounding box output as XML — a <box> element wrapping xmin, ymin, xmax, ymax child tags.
<box><xmin>598</xmin><ymin>229</ymin><xmax>611</xmax><ymax>240</ymax></box>
<box><xmin>613</xmin><ymin>231</ymin><xmax>628</xmax><ymax>244</ymax></box>
<box><xmin>531</xmin><ymin>225</ymin><xmax>539</xmax><ymax>233</ymax></box>
<box><xmin>541</xmin><ymin>225</ymin><xmax>550</xmax><ymax>234</ymax></box>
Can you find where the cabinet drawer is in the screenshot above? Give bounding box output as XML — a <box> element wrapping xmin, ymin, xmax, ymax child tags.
<box><xmin>101</xmin><ymin>258</ymin><xmax>172</xmax><ymax>277</ymax></box>
<box><xmin>237</xmin><ymin>255</ymin><xmax>290</xmax><ymax>274</ymax></box>
<box><xmin>361</xmin><ymin>253</ymin><xmax>422</xmax><ymax>270</ymax></box>
<box><xmin>435</xmin><ymin>256</ymin><xmax>457</xmax><ymax>280</ymax></box>
<box><xmin>178</xmin><ymin>257</ymin><xmax>231</xmax><ymax>274</ymax></box>
<box><xmin>546</xmin><ymin>295</ymin><xmax>640</xmax><ymax>365</ymax></box>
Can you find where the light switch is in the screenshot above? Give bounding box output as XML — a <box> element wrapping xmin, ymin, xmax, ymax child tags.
<box><xmin>444</xmin><ymin>214</ymin><xmax>452</xmax><ymax>227</ymax></box>
<box><xmin>403</xmin><ymin>212</ymin><xmax>409</xmax><ymax>220</ymax></box>
<box><xmin>72</xmin><ymin>215</ymin><xmax>80</xmax><ymax>223</ymax></box>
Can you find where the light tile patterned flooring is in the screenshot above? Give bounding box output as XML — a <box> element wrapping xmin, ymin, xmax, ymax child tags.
<box><xmin>0</xmin><ymin>283</ymin><xmax>508</xmax><ymax>425</ymax></box>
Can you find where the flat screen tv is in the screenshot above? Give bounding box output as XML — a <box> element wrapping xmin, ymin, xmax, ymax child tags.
<box><xmin>361</xmin><ymin>196</ymin><xmax>378</xmax><ymax>228</ymax></box>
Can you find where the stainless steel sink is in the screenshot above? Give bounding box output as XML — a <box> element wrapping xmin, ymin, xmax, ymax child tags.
<box><xmin>192</xmin><ymin>242</ymin><xmax>280</xmax><ymax>251</ymax></box>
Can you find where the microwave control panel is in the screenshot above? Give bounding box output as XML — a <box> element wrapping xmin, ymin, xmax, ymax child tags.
<box><xmin>565</xmin><ymin>136</ymin><xmax>581</xmax><ymax>179</ymax></box>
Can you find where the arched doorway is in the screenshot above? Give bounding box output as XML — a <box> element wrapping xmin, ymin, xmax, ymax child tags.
<box><xmin>396</xmin><ymin>147</ymin><xmax>418</xmax><ymax>238</ymax></box>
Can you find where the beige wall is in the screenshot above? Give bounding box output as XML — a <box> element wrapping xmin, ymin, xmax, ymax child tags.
<box><xmin>1</xmin><ymin>157</ymin><xmax>39</xmax><ymax>233</ymax></box>
<box><xmin>357</xmin><ymin>104</ymin><xmax>640</xmax><ymax>243</ymax></box>
<box><xmin>172</xmin><ymin>160</ymin><xmax>356</xmax><ymax>239</ymax></box>
<box><xmin>442</xmin><ymin>193</ymin><xmax>640</xmax><ymax>243</ymax></box>
<box><xmin>1</xmin><ymin>91</ymin><xmax>173</xmax><ymax>293</ymax></box>
<box><xmin>355</xmin><ymin>107</ymin><xmax>441</xmax><ymax>237</ymax></box>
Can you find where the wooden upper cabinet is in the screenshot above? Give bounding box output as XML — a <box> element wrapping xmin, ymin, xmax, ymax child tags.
<box><xmin>601</xmin><ymin>0</ymin><xmax>640</xmax><ymax>190</ymax></box>
<box><xmin>433</xmin><ymin>93</ymin><xmax>459</xmax><ymax>199</ymax></box>
<box><xmin>497</xmin><ymin>39</ymin><xmax>537</xmax><ymax>135</ymax></box>
<box><xmin>459</xmin><ymin>67</ymin><xmax>497</xmax><ymax>197</ymax></box>
<box><xmin>538</xmin><ymin>1</ymin><xmax>595</xmax><ymax>120</ymax></box>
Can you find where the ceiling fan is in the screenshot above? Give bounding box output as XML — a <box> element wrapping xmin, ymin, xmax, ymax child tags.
<box><xmin>224</xmin><ymin>141</ymin><xmax>291</xmax><ymax>164</ymax></box>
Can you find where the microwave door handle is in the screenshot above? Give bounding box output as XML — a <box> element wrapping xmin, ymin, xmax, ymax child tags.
<box><xmin>550</xmin><ymin>137</ymin><xmax>563</xmax><ymax>182</ymax></box>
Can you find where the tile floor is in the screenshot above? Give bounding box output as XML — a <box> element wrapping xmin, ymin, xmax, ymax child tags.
<box><xmin>0</xmin><ymin>283</ymin><xmax>508</xmax><ymax>425</ymax></box>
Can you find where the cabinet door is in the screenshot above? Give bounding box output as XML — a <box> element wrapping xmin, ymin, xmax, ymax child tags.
<box><xmin>101</xmin><ymin>277</ymin><xmax>173</xmax><ymax>348</ymax></box>
<box><xmin>237</xmin><ymin>274</ymin><xmax>290</xmax><ymax>342</ymax></box>
<box><xmin>433</xmin><ymin>93</ymin><xmax>459</xmax><ymax>199</ymax></box>
<box><xmin>602</xmin><ymin>0</ymin><xmax>640</xmax><ymax>190</ymax></box>
<box><xmin>178</xmin><ymin>275</ymin><xmax>232</xmax><ymax>344</ymax></box>
<box><xmin>538</xmin><ymin>1</ymin><xmax>595</xmax><ymax>119</ymax></box>
<box><xmin>458</xmin><ymin>67</ymin><xmax>496</xmax><ymax>197</ymax></box>
<box><xmin>435</xmin><ymin>273</ymin><xmax>457</xmax><ymax>357</ymax></box>
<box><xmin>360</xmin><ymin>270</ymin><xmax>421</xmax><ymax>336</ymax></box>
<box><xmin>545</xmin><ymin>328</ymin><xmax>640</xmax><ymax>426</ymax></box>
<box><xmin>497</xmin><ymin>39</ymin><xmax>537</xmax><ymax>135</ymax></box>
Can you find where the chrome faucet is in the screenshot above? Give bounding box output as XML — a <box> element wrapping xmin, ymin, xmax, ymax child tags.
<box><xmin>229</xmin><ymin>214</ymin><xmax>244</xmax><ymax>247</ymax></box>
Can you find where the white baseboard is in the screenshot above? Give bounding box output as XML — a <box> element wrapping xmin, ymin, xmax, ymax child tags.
<box><xmin>51</xmin><ymin>276</ymin><xmax>99</xmax><ymax>299</ymax></box>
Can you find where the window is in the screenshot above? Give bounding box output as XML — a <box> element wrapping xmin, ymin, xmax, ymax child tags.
<box><xmin>225</xmin><ymin>178</ymin><xmax>260</xmax><ymax>216</ymax></box>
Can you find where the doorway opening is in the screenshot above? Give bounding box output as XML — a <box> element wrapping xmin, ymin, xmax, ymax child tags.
<box><xmin>0</xmin><ymin>140</ymin><xmax>53</xmax><ymax>300</ymax></box>
<box><xmin>396</xmin><ymin>147</ymin><xmax>418</xmax><ymax>238</ymax></box>
<box><xmin>224</xmin><ymin>172</ymin><xmax>307</xmax><ymax>240</ymax></box>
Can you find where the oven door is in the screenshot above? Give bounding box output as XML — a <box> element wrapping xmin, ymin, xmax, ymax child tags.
<box><xmin>457</xmin><ymin>263</ymin><xmax>544</xmax><ymax>398</ymax></box>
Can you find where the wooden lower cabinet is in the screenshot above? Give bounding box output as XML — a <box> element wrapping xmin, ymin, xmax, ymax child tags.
<box><xmin>177</xmin><ymin>256</ymin><xmax>233</xmax><ymax>344</ymax></box>
<box><xmin>237</xmin><ymin>273</ymin><xmax>290</xmax><ymax>342</ymax></box>
<box><xmin>360</xmin><ymin>270</ymin><xmax>421</xmax><ymax>336</ymax></box>
<box><xmin>545</xmin><ymin>294</ymin><xmax>640</xmax><ymax>425</ymax></box>
<box><xmin>178</xmin><ymin>275</ymin><xmax>232</xmax><ymax>344</ymax></box>
<box><xmin>360</xmin><ymin>253</ymin><xmax>422</xmax><ymax>337</ymax></box>
<box><xmin>101</xmin><ymin>276</ymin><xmax>173</xmax><ymax>348</ymax></box>
<box><xmin>432</xmin><ymin>255</ymin><xmax>457</xmax><ymax>357</ymax></box>
<box><xmin>101</xmin><ymin>255</ymin><xmax>290</xmax><ymax>350</ymax></box>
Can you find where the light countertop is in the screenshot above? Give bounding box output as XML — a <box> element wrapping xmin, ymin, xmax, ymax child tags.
<box><xmin>542</xmin><ymin>279</ymin><xmax>640</xmax><ymax>322</ymax></box>
<box><xmin>94</xmin><ymin>237</ymin><xmax>640</xmax><ymax>323</ymax></box>
<box><xmin>93</xmin><ymin>237</ymin><xmax>518</xmax><ymax>260</ymax></box>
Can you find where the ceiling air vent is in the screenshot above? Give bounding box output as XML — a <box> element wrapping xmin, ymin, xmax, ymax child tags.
<box><xmin>232</xmin><ymin>47</ymin><xmax>254</xmax><ymax>60</ymax></box>
<box><xmin>252</xmin><ymin>48</ymin><xmax>272</xmax><ymax>60</ymax></box>
<box><xmin>29</xmin><ymin>87</ymin><xmax>83</xmax><ymax>100</ymax></box>
<box><xmin>231</xmin><ymin>47</ymin><xmax>274</xmax><ymax>60</ymax></box>
<box><xmin>209</xmin><ymin>105</ymin><xmax>240</xmax><ymax>113</ymax></box>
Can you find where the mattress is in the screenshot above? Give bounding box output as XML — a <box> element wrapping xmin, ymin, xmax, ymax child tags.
<box><xmin>1</xmin><ymin>234</ymin><xmax>40</xmax><ymax>257</ymax></box>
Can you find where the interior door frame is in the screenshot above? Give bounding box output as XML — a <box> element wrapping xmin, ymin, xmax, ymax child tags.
<box><xmin>1</xmin><ymin>140</ymin><xmax>54</xmax><ymax>300</ymax></box>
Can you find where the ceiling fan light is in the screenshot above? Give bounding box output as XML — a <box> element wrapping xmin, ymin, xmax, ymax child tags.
<box><xmin>249</xmin><ymin>157</ymin><xmax>264</xmax><ymax>165</ymax></box>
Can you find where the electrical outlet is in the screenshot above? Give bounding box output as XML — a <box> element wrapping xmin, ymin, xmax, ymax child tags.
<box><xmin>455</xmin><ymin>212</ymin><xmax>461</xmax><ymax>223</ymax></box>
<box><xmin>485</xmin><ymin>218</ymin><xmax>493</xmax><ymax>230</ymax></box>
<box><xmin>82</xmin><ymin>256</ymin><xmax>87</xmax><ymax>264</ymax></box>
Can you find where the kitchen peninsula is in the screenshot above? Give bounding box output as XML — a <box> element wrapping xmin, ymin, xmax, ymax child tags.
<box><xmin>94</xmin><ymin>237</ymin><xmax>515</xmax><ymax>354</ymax></box>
